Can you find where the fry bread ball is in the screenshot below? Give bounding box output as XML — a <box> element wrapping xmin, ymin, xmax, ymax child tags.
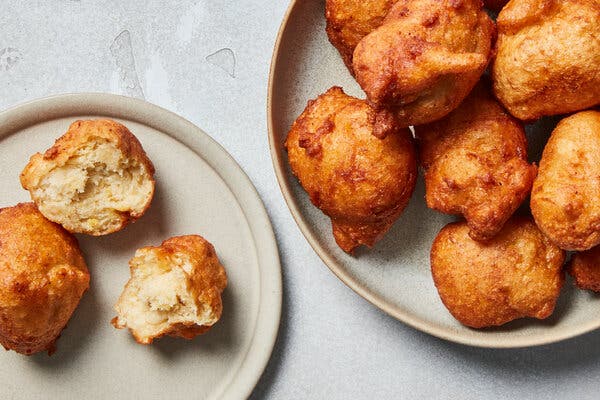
<box><xmin>325</xmin><ymin>0</ymin><xmax>399</xmax><ymax>72</ymax></box>
<box><xmin>285</xmin><ymin>86</ymin><xmax>417</xmax><ymax>253</ymax></box>
<box><xmin>0</xmin><ymin>203</ymin><xmax>89</xmax><ymax>355</ymax></box>
<box><xmin>112</xmin><ymin>235</ymin><xmax>227</xmax><ymax>344</ymax></box>
<box><xmin>353</xmin><ymin>0</ymin><xmax>494</xmax><ymax>127</ymax></box>
<box><xmin>492</xmin><ymin>0</ymin><xmax>600</xmax><ymax>120</ymax></box>
<box><xmin>20</xmin><ymin>119</ymin><xmax>155</xmax><ymax>236</ymax></box>
<box><xmin>416</xmin><ymin>81</ymin><xmax>537</xmax><ymax>241</ymax></box>
<box><xmin>568</xmin><ymin>246</ymin><xmax>600</xmax><ymax>292</ymax></box>
<box><xmin>431</xmin><ymin>217</ymin><xmax>565</xmax><ymax>328</ymax></box>
<box><xmin>531</xmin><ymin>110</ymin><xmax>600</xmax><ymax>251</ymax></box>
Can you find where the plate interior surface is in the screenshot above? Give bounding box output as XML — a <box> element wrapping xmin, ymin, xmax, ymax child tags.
<box><xmin>0</xmin><ymin>94</ymin><xmax>281</xmax><ymax>399</ymax></box>
<box><xmin>268</xmin><ymin>0</ymin><xmax>600</xmax><ymax>347</ymax></box>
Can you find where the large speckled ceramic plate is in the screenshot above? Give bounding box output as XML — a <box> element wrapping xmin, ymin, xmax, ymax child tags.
<box><xmin>0</xmin><ymin>94</ymin><xmax>281</xmax><ymax>399</ymax></box>
<box><xmin>267</xmin><ymin>0</ymin><xmax>600</xmax><ymax>348</ymax></box>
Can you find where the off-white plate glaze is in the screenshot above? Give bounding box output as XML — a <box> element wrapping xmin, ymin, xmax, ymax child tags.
<box><xmin>267</xmin><ymin>0</ymin><xmax>600</xmax><ymax>348</ymax></box>
<box><xmin>0</xmin><ymin>94</ymin><xmax>281</xmax><ymax>399</ymax></box>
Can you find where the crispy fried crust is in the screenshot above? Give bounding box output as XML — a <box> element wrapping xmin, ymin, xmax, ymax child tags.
<box><xmin>20</xmin><ymin>119</ymin><xmax>156</xmax><ymax>235</ymax></box>
<box><xmin>568</xmin><ymin>246</ymin><xmax>600</xmax><ymax>292</ymax></box>
<box><xmin>325</xmin><ymin>0</ymin><xmax>399</xmax><ymax>73</ymax></box>
<box><xmin>0</xmin><ymin>203</ymin><xmax>89</xmax><ymax>355</ymax></box>
<box><xmin>157</xmin><ymin>236</ymin><xmax>227</xmax><ymax>338</ymax></box>
<box><xmin>112</xmin><ymin>235</ymin><xmax>227</xmax><ymax>344</ymax></box>
<box><xmin>352</xmin><ymin>0</ymin><xmax>494</xmax><ymax>127</ymax></box>
<box><xmin>531</xmin><ymin>111</ymin><xmax>600</xmax><ymax>251</ymax></box>
<box><xmin>285</xmin><ymin>86</ymin><xmax>417</xmax><ymax>253</ymax></box>
<box><xmin>492</xmin><ymin>0</ymin><xmax>600</xmax><ymax>120</ymax></box>
<box><xmin>431</xmin><ymin>217</ymin><xmax>565</xmax><ymax>328</ymax></box>
<box><xmin>416</xmin><ymin>81</ymin><xmax>537</xmax><ymax>241</ymax></box>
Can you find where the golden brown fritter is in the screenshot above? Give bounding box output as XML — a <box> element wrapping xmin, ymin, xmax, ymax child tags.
<box><xmin>431</xmin><ymin>217</ymin><xmax>565</xmax><ymax>328</ymax></box>
<box><xmin>285</xmin><ymin>86</ymin><xmax>417</xmax><ymax>253</ymax></box>
<box><xmin>531</xmin><ymin>110</ymin><xmax>600</xmax><ymax>251</ymax></box>
<box><xmin>21</xmin><ymin>119</ymin><xmax>155</xmax><ymax>236</ymax></box>
<box><xmin>484</xmin><ymin>0</ymin><xmax>508</xmax><ymax>11</ymax></box>
<box><xmin>325</xmin><ymin>0</ymin><xmax>399</xmax><ymax>72</ymax></box>
<box><xmin>112</xmin><ymin>235</ymin><xmax>227</xmax><ymax>344</ymax></box>
<box><xmin>416</xmin><ymin>81</ymin><xmax>537</xmax><ymax>241</ymax></box>
<box><xmin>0</xmin><ymin>203</ymin><xmax>89</xmax><ymax>355</ymax></box>
<box><xmin>568</xmin><ymin>246</ymin><xmax>600</xmax><ymax>292</ymax></box>
<box><xmin>492</xmin><ymin>0</ymin><xmax>600</xmax><ymax>121</ymax></box>
<box><xmin>352</xmin><ymin>0</ymin><xmax>494</xmax><ymax>127</ymax></box>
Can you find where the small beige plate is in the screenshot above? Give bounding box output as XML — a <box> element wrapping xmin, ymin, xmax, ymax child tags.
<box><xmin>268</xmin><ymin>0</ymin><xmax>600</xmax><ymax>348</ymax></box>
<box><xmin>0</xmin><ymin>94</ymin><xmax>281</xmax><ymax>399</ymax></box>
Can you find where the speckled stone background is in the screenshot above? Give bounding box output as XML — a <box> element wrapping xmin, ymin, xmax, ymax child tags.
<box><xmin>1</xmin><ymin>1</ymin><xmax>598</xmax><ymax>399</ymax></box>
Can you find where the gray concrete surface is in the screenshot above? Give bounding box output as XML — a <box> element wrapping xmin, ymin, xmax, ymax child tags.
<box><xmin>1</xmin><ymin>1</ymin><xmax>598</xmax><ymax>399</ymax></box>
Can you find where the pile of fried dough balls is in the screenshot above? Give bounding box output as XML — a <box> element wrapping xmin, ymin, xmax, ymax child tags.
<box><xmin>286</xmin><ymin>0</ymin><xmax>600</xmax><ymax>328</ymax></box>
<box><xmin>1</xmin><ymin>120</ymin><xmax>227</xmax><ymax>355</ymax></box>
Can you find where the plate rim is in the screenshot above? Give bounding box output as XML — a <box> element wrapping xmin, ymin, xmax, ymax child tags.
<box><xmin>266</xmin><ymin>0</ymin><xmax>600</xmax><ymax>349</ymax></box>
<box><xmin>0</xmin><ymin>92</ymin><xmax>282</xmax><ymax>399</ymax></box>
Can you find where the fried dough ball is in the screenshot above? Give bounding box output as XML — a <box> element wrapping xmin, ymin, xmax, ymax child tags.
<box><xmin>21</xmin><ymin>119</ymin><xmax>155</xmax><ymax>236</ymax></box>
<box><xmin>416</xmin><ymin>81</ymin><xmax>537</xmax><ymax>241</ymax></box>
<box><xmin>484</xmin><ymin>0</ymin><xmax>509</xmax><ymax>11</ymax></box>
<box><xmin>431</xmin><ymin>217</ymin><xmax>565</xmax><ymax>328</ymax></box>
<box><xmin>0</xmin><ymin>203</ymin><xmax>89</xmax><ymax>355</ymax></box>
<box><xmin>285</xmin><ymin>86</ymin><xmax>417</xmax><ymax>253</ymax></box>
<box><xmin>568</xmin><ymin>246</ymin><xmax>600</xmax><ymax>292</ymax></box>
<box><xmin>492</xmin><ymin>0</ymin><xmax>600</xmax><ymax>121</ymax></box>
<box><xmin>352</xmin><ymin>0</ymin><xmax>494</xmax><ymax>127</ymax></box>
<box><xmin>325</xmin><ymin>0</ymin><xmax>398</xmax><ymax>72</ymax></box>
<box><xmin>112</xmin><ymin>235</ymin><xmax>227</xmax><ymax>344</ymax></box>
<box><xmin>531</xmin><ymin>111</ymin><xmax>600</xmax><ymax>251</ymax></box>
